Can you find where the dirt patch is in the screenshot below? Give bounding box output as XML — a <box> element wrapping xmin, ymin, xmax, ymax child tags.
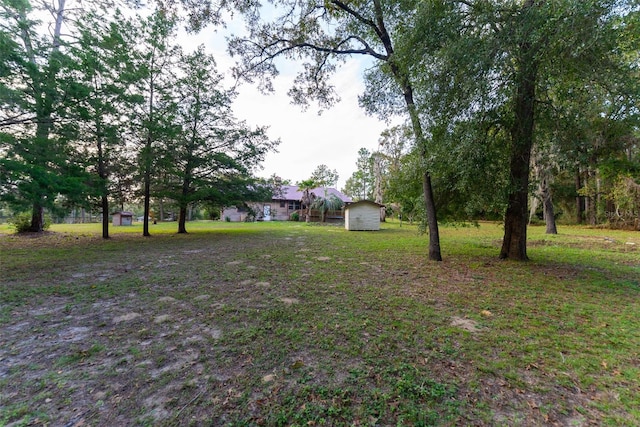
<box><xmin>451</xmin><ymin>316</ymin><xmax>481</xmax><ymax>333</ymax></box>
<box><xmin>113</xmin><ymin>312</ymin><xmax>141</xmax><ymax>323</ymax></box>
<box><xmin>1</xmin><ymin>225</ymin><xmax>638</xmax><ymax>425</ymax></box>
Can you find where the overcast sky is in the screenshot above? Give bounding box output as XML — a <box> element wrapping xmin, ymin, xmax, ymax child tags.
<box><xmin>189</xmin><ymin>23</ymin><xmax>395</xmax><ymax>191</ymax></box>
<box><xmin>232</xmin><ymin>62</ymin><xmax>392</xmax><ymax>190</ymax></box>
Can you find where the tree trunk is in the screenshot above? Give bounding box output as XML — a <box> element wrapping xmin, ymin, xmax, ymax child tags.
<box><xmin>423</xmin><ymin>172</ymin><xmax>442</xmax><ymax>261</ymax></box>
<box><xmin>406</xmin><ymin>94</ymin><xmax>441</xmax><ymax>260</ymax></box>
<box><xmin>178</xmin><ymin>173</ymin><xmax>191</xmax><ymax>233</ymax></box>
<box><xmin>500</xmin><ymin>24</ymin><xmax>537</xmax><ymax>260</ymax></box>
<box><xmin>587</xmin><ymin>195</ymin><xmax>597</xmax><ymax>225</ymax></box>
<box><xmin>586</xmin><ymin>169</ymin><xmax>597</xmax><ymax>225</ymax></box>
<box><xmin>575</xmin><ymin>170</ymin><xmax>584</xmax><ymax>224</ymax></box>
<box><xmin>500</xmin><ymin>143</ymin><xmax>531</xmax><ymax>261</ymax></box>
<box><xmin>528</xmin><ymin>195</ymin><xmax>539</xmax><ymax>224</ymax></box>
<box><xmin>101</xmin><ymin>195</ymin><xmax>110</xmax><ymax>239</ymax></box>
<box><xmin>143</xmin><ymin>166</ymin><xmax>151</xmax><ymax>236</ymax></box>
<box><xmin>97</xmin><ymin>129</ymin><xmax>110</xmax><ymax>239</ymax></box>
<box><xmin>394</xmin><ymin>70</ymin><xmax>441</xmax><ymax>260</ymax></box>
<box><xmin>142</xmin><ymin>99</ymin><xmax>153</xmax><ymax>236</ymax></box>
<box><xmin>541</xmin><ymin>177</ymin><xmax>557</xmax><ymax>234</ymax></box>
<box><xmin>30</xmin><ymin>203</ymin><xmax>44</xmax><ymax>232</ymax></box>
<box><xmin>178</xmin><ymin>206</ymin><xmax>188</xmax><ymax>233</ymax></box>
<box><xmin>373</xmin><ymin>154</ymin><xmax>385</xmax><ymax>221</ymax></box>
<box><xmin>142</xmin><ymin>137</ymin><xmax>152</xmax><ymax>235</ymax></box>
<box><xmin>142</xmin><ymin>58</ymin><xmax>157</xmax><ymax>237</ymax></box>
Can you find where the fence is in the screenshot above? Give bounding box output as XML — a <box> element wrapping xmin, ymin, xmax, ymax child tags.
<box><xmin>299</xmin><ymin>209</ymin><xmax>344</xmax><ymax>223</ymax></box>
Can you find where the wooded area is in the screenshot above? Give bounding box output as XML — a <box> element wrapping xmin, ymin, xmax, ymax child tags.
<box><xmin>0</xmin><ymin>0</ymin><xmax>278</xmax><ymax>237</ymax></box>
<box><xmin>1</xmin><ymin>0</ymin><xmax>638</xmax><ymax>260</ymax></box>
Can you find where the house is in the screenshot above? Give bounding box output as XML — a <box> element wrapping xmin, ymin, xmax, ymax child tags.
<box><xmin>222</xmin><ymin>185</ymin><xmax>352</xmax><ymax>222</ymax></box>
<box><xmin>344</xmin><ymin>200</ymin><xmax>384</xmax><ymax>231</ymax></box>
<box><xmin>112</xmin><ymin>211</ymin><xmax>134</xmax><ymax>226</ymax></box>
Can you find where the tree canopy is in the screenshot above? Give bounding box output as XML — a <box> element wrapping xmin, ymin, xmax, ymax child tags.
<box><xmin>1</xmin><ymin>0</ymin><xmax>637</xmax><ymax>258</ymax></box>
<box><xmin>0</xmin><ymin>0</ymin><xmax>279</xmax><ymax>235</ymax></box>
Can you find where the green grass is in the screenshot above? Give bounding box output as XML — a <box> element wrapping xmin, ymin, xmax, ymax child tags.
<box><xmin>0</xmin><ymin>220</ymin><xmax>639</xmax><ymax>425</ymax></box>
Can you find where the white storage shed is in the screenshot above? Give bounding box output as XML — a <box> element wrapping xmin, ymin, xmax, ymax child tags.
<box><xmin>344</xmin><ymin>200</ymin><xmax>383</xmax><ymax>231</ymax></box>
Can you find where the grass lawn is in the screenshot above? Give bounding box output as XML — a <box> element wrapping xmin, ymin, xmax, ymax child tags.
<box><xmin>1</xmin><ymin>220</ymin><xmax>639</xmax><ymax>426</ymax></box>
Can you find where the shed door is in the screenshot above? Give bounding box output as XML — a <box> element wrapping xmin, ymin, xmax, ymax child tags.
<box><xmin>263</xmin><ymin>205</ymin><xmax>271</xmax><ymax>221</ymax></box>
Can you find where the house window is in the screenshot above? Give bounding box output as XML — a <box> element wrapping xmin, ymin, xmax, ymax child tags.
<box><xmin>288</xmin><ymin>201</ymin><xmax>301</xmax><ymax>210</ymax></box>
<box><xmin>280</xmin><ymin>201</ymin><xmax>285</xmax><ymax>208</ymax></box>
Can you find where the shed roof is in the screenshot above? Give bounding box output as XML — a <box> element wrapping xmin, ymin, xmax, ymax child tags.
<box><xmin>345</xmin><ymin>200</ymin><xmax>384</xmax><ymax>210</ymax></box>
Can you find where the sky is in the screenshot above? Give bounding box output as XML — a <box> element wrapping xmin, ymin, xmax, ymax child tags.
<box><xmin>231</xmin><ymin>62</ymin><xmax>392</xmax><ymax>190</ymax></box>
<box><xmin>189</xmin><ymin>22</ymin><xmax>395</xmax><ymax>191</ymax></box>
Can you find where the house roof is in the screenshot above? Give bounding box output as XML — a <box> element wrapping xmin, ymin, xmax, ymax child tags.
<box><xmin>274</xmin><ymin>185</ymin><xmax>352</xmax><ymax>203</ymax></box>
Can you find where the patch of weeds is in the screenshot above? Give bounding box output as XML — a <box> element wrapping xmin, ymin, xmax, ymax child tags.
<box><xmin>129</xmin><ymin>346</ymin><xmax>142</xmax><ymax>358</ymax></box>
<box><xmin>0</xmin><ymin>402</ymin><xmax>37</xmax><ymax>426</ymax></box>
<box><xmin>254</xmin><ymin>385</ymin><xmax>355</xmax><ymax>425</ymax></box>
<box><xmin>261</xmin><ymin>307</ymin><xmax>294</xmax><ymax>323</ymax></box>
<box><xmin>55</xmin><ymin>342</ymin><xmax>105</xmax><ymax>367</ymax></box>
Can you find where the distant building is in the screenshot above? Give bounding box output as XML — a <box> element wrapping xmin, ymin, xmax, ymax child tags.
<box><xmin>222</xmin><ymin>185</ymin><xmax>352</xmax><ymax>222</ymax></box>
<box><xmin>112</xmin><ymin>211</ymin><xmax>134</xmax><ymax>226</ymax></box>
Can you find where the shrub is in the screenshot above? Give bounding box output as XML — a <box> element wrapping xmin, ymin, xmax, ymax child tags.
<box><xmin>206</xmin><ymin>209</ymin><xmax>221</xmax><ymax>221</ymax></box>
<box><xmin>9</xmin><ymin>212</ymin><xmax>51</xmax><ymax>233</ymax></box>
<box><xmin>290</xmin><ymin>211</ymin><xmax>300</xmax><ymax>222</ymax></box>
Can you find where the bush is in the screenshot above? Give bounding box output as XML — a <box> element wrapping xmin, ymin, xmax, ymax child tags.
<box><xmin>290</xmin><ymin>211</ymin><xmax>300</xmax><ymax>222</ymax></box>
<box><xmin>206</xmin><ymin>209</ymin><xmax>221</xmax><ymax>220</ymax></box>
<box><xmin>9</xmin><ymin>212</ymin><xmax>51</xmax><ymax>233</ymax></box>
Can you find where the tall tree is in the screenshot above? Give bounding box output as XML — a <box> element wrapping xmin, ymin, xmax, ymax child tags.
<box><xmin>65</xmin><ymin>9</ymin><xmax>139</xmax><ymax>238</ymax></box>
<box><xmin>0</xmin><ymin>0</ymin><xmax>93</xmax><ymax>231</ymax></box>
<box><xmin>403</xmin><ymin>0</ymin><xmax>636</xmax><ymax>259</ymax></box>
<box><xmin>310</xmin><ymin>164</ymin><xmax>339</xmax><ymax>189</ymax></box>
<box><xmin>343</xmin><ymin>148</ymin><xmax>374</xmax><ymax>201</ymax></box>
<box><xmin>119</xmin><ymin>9</ymin><xmax>180</xmax><ymax>236</ymax></box>
<box><xmin>162</xmin><ymin>46</ymin><xmax>277</xmax><ymax>233</ymax></box>
<box><xmin>205</xmin><ymin>0</ymin><xmax>445</xmax><ymax>260</ymax></box>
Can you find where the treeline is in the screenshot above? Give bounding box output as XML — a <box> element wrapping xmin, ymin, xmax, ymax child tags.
<box><xmin>2</xmin><ymin>0</ymin><xmax>638</xmax><ymax>261</ymax></box>
<box><xmin>315</xmin><ymin>0</ymin><xmax>639</xmax><ymax>259</ymax></box>
<box><xmin>0</xmin><ymin>1</ymin><xmax>279</xmax><ymax>237</ymax></box>
<box><xmin>345</xmin><ymin>116</ymin><xmax>640</xmax><ymax>231</ymax></box>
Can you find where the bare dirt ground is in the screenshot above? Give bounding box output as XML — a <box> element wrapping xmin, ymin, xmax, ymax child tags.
<box><xmin>1</xmin><ymin>224</ymin><xmax>639</xmax><ymax>426</ymax></box>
